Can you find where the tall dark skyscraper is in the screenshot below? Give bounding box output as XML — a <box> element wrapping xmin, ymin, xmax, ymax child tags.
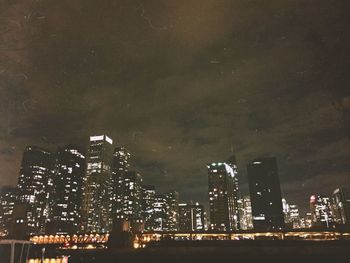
<box><xmin>247</xmin><ymin>157</ymin><xmax>284</xmax><ymax>231</ymax></box>
<box><xmin>333</xmin><ymin>187</ymin><xmax>350</xmax><ymax>225</ymax></box>
<box><xmin>111</xmin><ymin>147</ymin><xmax>130</xmax><ymax>218</ymax></box>
<box><xmin>49</xmin><ymin>145</ymin><xmax>86</xmax><ymax>234</ymax></box>
<box><xmin>17</xmin><ymin>146</ymin><xmax>54</xmax><ymax>234</ymax></box>
<box><xmin>207</xmin><ymin>158</ymin><xmax>239</xmax><ymax>231</ymax></box>
<box><xmin>82</xmin><ymin>135</ymin><xmax>113</xmax><ymax>233</ymax></box>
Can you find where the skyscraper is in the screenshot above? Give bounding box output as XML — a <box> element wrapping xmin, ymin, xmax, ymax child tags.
<box><xmin>207</xmin><ymin>158</ymin><xmax>239</xmax><ymax>231</ymax></box>
<box><xmin>0</xmin><ymin>187</ymin><xmax>17</xmax><ymax>236</ymax></box>
<box><xmin>165</xmin><ymin>190</ymin><xmax>179</xmax><ymax>231</ymax></box>
<box><xmin>247</xmin><ymin>157</ymin><xmax>284</xmax><ymax>231</ymax></box>
<box><xmin>238</xmin><ymin>196</ymin><xmax>253</xmax><ymax>230</ymax></box>
<box><xmin>17</xmin><ymin>146</ymin><xmax>54</xmax><ymax>235</ymax></box>
<box><xmin>178</xmin><ymin>203</ymin><xmax>206</xmax><ymax>232</ymax></box>
<box><xmin>142</xmin><ymin>185</ymin><xmax>156</xmax><ymax>231</ymax></box>
<box><xmin>82</xmin><ymin>135</ymin><xmax>113</xmax><ymax>233</ymax></box>
<box><xmin>111</xmin><ymin>147</ymin><xmax>130</xmax><ymax>218</ymax></box>
<box><xmin>153</xmin><ymin>194</ymin><xmax>168</xmax><ymax>231</ymax></box>
<box><xmin>49</xmin><ymin>145</ymin><xmax>86</xmax><ymax>234</ymax></box>
<box><xmin>121</xmin><ymin>171</ymin><xmax>143</xmax><ymax>220</ymax></box>
<box><xmin>332</xmin><ymin>187</ymin><xmax>350</xmax><ymax>225</ymax></box>
<box><xmin>310</xmin><ymin>195</ymin><xmax>334</xmax><ymax>228</ymax></box>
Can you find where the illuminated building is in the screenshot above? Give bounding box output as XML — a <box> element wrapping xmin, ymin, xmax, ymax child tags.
<box><xmin>121</xmin><ymin>171</ymin><xmax>143</xmax><ymax>220</ymax></box>
<box><xmin>332</xmin><ymin>187</ymin><xmax>350</xmax><ymax>225</ymax></box>
<box><xmin>0</xmin><ymin>187</ymin><xmax>17</xmax><ymax>236</ymax></box>
<box><xmin>310</xmin><ymin>195</ymin><xmax>334</xmax><ymax>228</ymax></box>
<box><xmin>247</xmin><ymin>157</ymin><xmax>284</xmax><ymax>231</ymax></box>
<box><xmin>82</xmin><ymin>135</ymin><xmax>113</xmax><ymax>233</ymax></box>
<box><xmin>111</xmin><ymin>147</ymin><xmax>130</xmax><ymax>218</ymax></box>
<box><xmin>49</xmin><ymin>145</ymin><xmax>86</xmax><ymax>234</ymax></box>
<box><xmin>142</xmin><ymin>185</ymin><xmax>156</xmax><ymax>231</ymax></box>
<box><xmin>178</xmin><ymin>203</ymin><xmax>206</xmax><ymax>231</ymax></box>
<box><xmin>238</xmin><ymin>196</ymin><xmax>253</xmax><ymax>230</ymax></box>
<box><xmin>165</xmin><ymin>190</ymin><xmax>179</xmax><ymax>231</ymax></box>
<box><xmin>207</xmin><ymin>158</ymin><xmax>239</xmax><ymax>231</ymax></box>
<box><xmin>153</xmin><ymin>194</ymin><xmax>168</xmax><ymax>231</ymax></box>
<box><xmin>17</xmin><ymin>146</ymin><xmax>54</xmax><ymax>235</ymax></box>
<box><xmin>289</xmin><ymin>204</ymin><xmax>301</xmax><ymax>229</ymax></box>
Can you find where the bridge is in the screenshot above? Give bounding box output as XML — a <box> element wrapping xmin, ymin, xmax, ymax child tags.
<box><xmin>30</xmin><ymin>230</ymin><xmax>350</xmax><ymax>249</ymax></box>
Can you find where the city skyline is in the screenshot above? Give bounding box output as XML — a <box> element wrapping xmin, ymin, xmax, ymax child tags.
<box><xmin>0</xmin><ymin>134</ymin><xmax>348</xmax><ymax>216</ymax></box>
<box><xmin>1</xmin><ymin>133</ymin><xmax>350</xmax><ymax>242</ymax></box>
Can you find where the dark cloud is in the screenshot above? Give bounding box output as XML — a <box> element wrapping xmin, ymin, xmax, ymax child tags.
<box><xmin>1</xmin><ymin>0</ymin><xmax>350</xmax><ymax>214</ymax></box>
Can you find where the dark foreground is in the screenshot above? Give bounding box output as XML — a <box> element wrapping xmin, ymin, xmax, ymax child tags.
<box><xmin>32</xmin><ymin>240</ymin><xmax>350</xmax><ymax>263</ymax></box>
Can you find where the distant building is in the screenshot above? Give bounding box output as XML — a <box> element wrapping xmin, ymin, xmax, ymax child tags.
<box><xmin>142</xmin><ymin>185</ymin><xmax>156</xmax><ymax>231</ymax></box>
<box><xmin>332</xmin><ymin>187</ymin><xmax>350</xmax><ymax>225</ymax></box>
<box><xmin>247</xmin><ymin>157</ymin><xmax>284</xmax><ymax>231</ymax></box>
<box><xmin>207</xmin><ymin>158</ymin><xmax>239</xmax><ymax>231</ymax></box>
<box><xmin>165</xmin><ymin>190</ymin><xmax>179</xmax><ymax>231</ymax></box>
<box><xmin>17</xmin><ymin>146</ymin><xmax>54</xmax><ymax>235</ymax></box>
<box><xmin>49</xmin><ymin>145</ymin><xmax>86</xmax><ymax>234</ymax></box>
<box><xmin>82</xmin><ymin>135</ymin><xmax>113</xmax><ymax>233</ymax></box>
<box><xmin>111</xmin><ymin>147</ymin><xmax>130</xmax><ymax>218</ymax></box>
<box><xmin>121</xmin><ymin>171</ymin><xmax>143</xmax><ymax>220</ymax></box>
<box><xmin>310</xmin><ymin>195</ymin><xmax>334</xmax><ymax>228</ymax></box>
<box><xmin>289</xmin><ymin>204</ymin><xmax>300</xmax><ymax>229</ymax></box>
<box><xmin>178</xmin><ymin>203</ymin><xmax>206</xmax><ymax>232</ymax></box>
<box><xmin>153</xmin><ymin>194</ymin><xmax>168</xmax><ymax>231</ymax></box>
<box><xmin>0</xmin><ymin>187</ymin><xmax>17</xmax><ymax>236</ymax></box>
<box><xmin>238</xmin><ymin>196</ymin><xmax>253</xmax><ymax>230</ymax></box>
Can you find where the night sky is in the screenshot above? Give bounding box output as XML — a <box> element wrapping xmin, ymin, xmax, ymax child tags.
<box><xmin>1</xmin><ymin>0</ymin><xmax>350</xmax><ymax>214</ymax></box>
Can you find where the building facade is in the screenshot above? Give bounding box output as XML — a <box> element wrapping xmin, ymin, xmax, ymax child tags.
<box><xmin>165</xmin><ymin>190</ymin><xmax>179</xmax><ymax>231</ymax></box>
<box><xmin>142</xmin><ymin>185</ymin><xmax>156</xmax><ymax>231</ymax></box>
<box><xmin>238</xmin><ymin>196</ymin><xmax>253</xmax><ymax>230</ymax></box>
<box><xmin>111</xmin><ymin>147</ymin><xmax>130</xmax><ymax>218</ymax></box>
<box><xmin>247</xmin><ymin>157</ymin><xmax>284</xmax><ymax>231</ymax></box>
<box><xmin>310</xmin><ymin>195</ymin><xmax>334</xmax><ymax>228</ymax></box>
<box><xmin>332</xmin><ymin>187</ymin><xmax>350</xmax><ymax>225</ymax></box>
<box><xmin>0</xmin><ymin>187</ymin><xmax>17</xmax><ymax>236</ymax></box>
<box><xmin>82</xmin><ymin>135</ymin><xmax>113</xmax><ymax>233</ymax></box>
<box><xmin>178</xmin><ymin>203</ymin><xmax>206</xmax><ymax>232</ymax></box>
<box><xmin>207</xmin><ymin>159</ymin><xmax>239</xmax><ymax>231</ymax></box>
<box><xmin>49</xmin><ymin>145</ymin><xmax>86</xmax><ymax>234</ymax></box>
<box><xmin>17</xmin><ymin>146</ymin><xmax>54</xmax><ymax>235</ymax></box>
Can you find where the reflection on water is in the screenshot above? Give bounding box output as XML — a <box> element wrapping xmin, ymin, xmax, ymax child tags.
<box><xmin>28</xmin><ymin>257</ymin><xmax>69</xmax><ymax>263</ymax></box>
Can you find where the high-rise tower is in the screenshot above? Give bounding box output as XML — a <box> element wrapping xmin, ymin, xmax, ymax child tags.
<box><xmin>82</xmin><ymin>135</ymin><xmax>113</xmax><ymax>233</ymax></box>
<box><xmin>247</xmin><ymin>157</ymin><xmax>284</xmax><ymax>231</ymax></box>
<box><xmin>49</xmin><ymin>145</ymin><xmax>86</xmax><ymax>234</ymax></box>
<box><xmin>207</xmin><ymin>158</ymin><xmax>239</xmax><ymax>231</ymax></box>
<box><xmin>17</xmin><ymin>146</ymin><xmax>54</xmax><ymax>234</ymax></box>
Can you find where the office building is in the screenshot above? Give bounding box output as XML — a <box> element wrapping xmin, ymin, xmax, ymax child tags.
<box><xmin>121</xmin><ymin>171</ymin><xmax>143</xmax><ymax>220</ymax></box>
<box><xmin>0</xmin><ymin>187</ymin><xmax>17</xmax><ymax>236</ymax></box>
<box><xmin>17</xmin><ymin>146</ymin><xmax>54</xmax><ymax>235</ymax></box>
<box><xmin>165</xmin><ymin>190</ymin><xmax>179</xmax><ymax>231</ymax></box>
<box><xmin>111</xmin><ymin>147</ymin><xmax>130</xmax><ymax>217</ymax></box>
<box><xmin>207</xmin><ymin>158</ymin><xmax>239</xmax><ymax>231</ymax></box>
<box><xmin>49</xmin><ymin>145</ymin><xmax>86</xmax><ymax>234</ymax></box>
<box><xmin>310</xmin><ymin>195</ymin><xmax>334</xmax><ymax>228</ymax></box>
<box><xmin>178</xmin><ymin>203</ymin><xmax>206</xmax><ymax>232</ymax></box>
<box><xmin>82</xmin><ymin>135</ymin><xmax>113</xmax><ymax>233</ymax></box>
<box><xmin>332</xmin><ymin>187</ymin><xmax>350</xmax><ymax>225</ymax></box>
<box><xmin>247</xmin><ymin>157</ymin><xmax>284</xmax><ymax>231</ymax></box>
<box><xmin>153</xmin><ymin>194</ymin><xmax>168</xmax><ymax>231</ymax></box>
<box><xmin>238</xmin><ymin>196</ymin><xmax>253</xmax><ymax>230</ymax></box>
<box><xmin>142</xmin><ymin>185</ymin><xmax>156</xmax><ymax>231</ymax></box>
